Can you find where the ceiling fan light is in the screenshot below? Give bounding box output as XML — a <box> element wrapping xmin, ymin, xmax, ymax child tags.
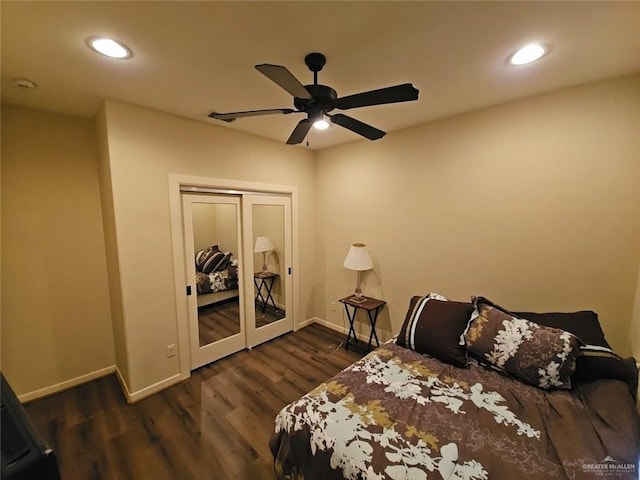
<box><xmin>88</xmin><ymin>37</ymin><xmax>132</xmax><ymax>59</ymax></box>
<box><xmin>509</xmin><ymin>43</ymin><xmax>546</xmax><ymax>65</ymax></box>
<box><xmin>313</xmin><ymin>118</ymin><xmax>329</xmax><ymax>130</ymax></box>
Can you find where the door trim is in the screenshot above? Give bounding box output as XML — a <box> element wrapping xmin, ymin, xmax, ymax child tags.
<box><xmin>168</xmin><ymin>174</ymin><xmax>299</xmax><ymax>381</ymax></box>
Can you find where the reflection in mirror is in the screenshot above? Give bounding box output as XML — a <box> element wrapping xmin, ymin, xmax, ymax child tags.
<box><xmin>192</xmin><ymin>202</ymin><xmax>241</xmax><ymax>346</ymax></box>
<box><xmin>252</xmin><ymin>204</ymin><xmax>286</xmax><ymax>328</ymax></box>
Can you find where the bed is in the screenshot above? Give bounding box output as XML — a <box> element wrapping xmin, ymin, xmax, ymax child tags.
<box><xmin>270</xmin><ymin>294</ymin><xmax>640</xmax><ymax>480</ymax></box>
<box><xmin>194</xmin><ymin>244</ymin><xmax>239</xmax><ymax>307</ymax></box>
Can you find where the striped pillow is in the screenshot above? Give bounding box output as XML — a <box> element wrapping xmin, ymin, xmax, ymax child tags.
<box><xmin>195</xmin><ymin>245</ymin><xmax>231</xmax><ymax>274</ymax></box>
<box><xmin>574</xmin><ymin>345</ymin><xmax>638</xmax><ymax>393</ymax></box>
<box><xmin>396</xmin><ymin>293</ymin><xmax>474</xmax><ymax>367</ymax></box>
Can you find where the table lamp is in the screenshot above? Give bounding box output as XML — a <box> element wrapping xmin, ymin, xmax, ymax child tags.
<box><xmin>254</xmin><ymin>235</ymin><xmax>275</xmax><ymax>275</ymax></box>
<box><xmin>343</xmin><ymin>242</ymin><xmax>374</xmax><ymax>303</ymax></box>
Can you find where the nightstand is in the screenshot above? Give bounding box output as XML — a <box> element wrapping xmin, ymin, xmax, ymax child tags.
<box><xmin>254</xmin><ymin>272</ymin><xmax>279</xmax><ymax>313</ymax></box>
<box><xmin>339</xmin><ymin>295</ymin><xmax>386</xmax><ymax>352</ymax></box>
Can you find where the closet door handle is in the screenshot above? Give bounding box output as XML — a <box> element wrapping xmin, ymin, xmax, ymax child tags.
<box><xmin>186</xmin><ymin>285</ymin><xmax>192</xmax><ymax>296</ymax></box>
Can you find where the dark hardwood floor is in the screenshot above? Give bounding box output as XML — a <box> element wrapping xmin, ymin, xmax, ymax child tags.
<box><xmin>198</xmin><ymin>298</ymin><xmax>241</xmax><ymax>346</ymax></box>
<box><xmin>254</xmin><ymin>302</ymin><xmax>286</xmax><ymax>327</ymax></box>
<box><xmin>198</xmin><ymin>299</ymin><xmax>287</xmax><ymax>346</ymax></box>
<box><xmin>24</xmin><ymin>324</ymin><xmax>362</xmax><ymax>480</ymax></box>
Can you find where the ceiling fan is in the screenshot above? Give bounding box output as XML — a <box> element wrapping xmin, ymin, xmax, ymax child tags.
<box><xmin>208</xmin><ymin>52</ymin><xmax>419</xmax><ymax>145</ymax></box>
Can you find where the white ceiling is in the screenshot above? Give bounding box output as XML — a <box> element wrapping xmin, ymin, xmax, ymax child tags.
<box><xmin>2</xmin><ymin>1</ymin><xmax>639</xmax><ymax>150</ymax></box>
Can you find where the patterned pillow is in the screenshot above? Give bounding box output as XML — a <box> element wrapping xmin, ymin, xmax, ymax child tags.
<box><xmin>396</xmin><ymin>293</ymin><xmax>474</xmax><ymax>367</ymax></box>
<box><xmin>513</xmin><ymin>310</ymin><xmax>627</xmax><ymax>385</ymax></box>
<box><xmin>464</xmin><ymin>297</ymin><xmax>583</xmax><ymax>390</ymax></box>
<box><xmin>195</xmin><ymin>245</ymin><xmax>230</xmax><ymax>274</ymax></box>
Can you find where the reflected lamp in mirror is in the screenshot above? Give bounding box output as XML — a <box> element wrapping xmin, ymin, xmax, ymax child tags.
<box><xmin>254</xmin><ymin>235</ymin><xmax>276</xmax><ymax>275</ymax></box>
<box><xmin>343</xmin><ymin>242</ymin><xmax>374</xmax><ymax>303</ymax></box>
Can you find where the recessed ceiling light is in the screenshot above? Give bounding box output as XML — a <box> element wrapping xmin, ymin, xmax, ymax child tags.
<box><xmin>508</xmin><ymin>44</ymin><xmax>547</xmax><ymax>66</ymax></box>
<box><xmin>87</xmin><ymin>37</ymin><xmax>132</xmax><ymax>59</ymax></box>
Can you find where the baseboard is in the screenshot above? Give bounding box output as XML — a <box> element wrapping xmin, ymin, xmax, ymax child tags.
<box><xmin>312</xmin><ymin>317</ymin><xmax>371</xmax><ymax>343</ymax></box>
<box><xmin>116</xmin><ymin>367</ymin><xmax>183</xmax><ymax>404</ymax></box>
<box><xmin>18</xmin><ymin>365</ymin><xmax>116</xmax><ymax>404</ymax></box>
<box><xmin>114</xmin><ymin>367</ymin><xmax>132</xmax><ymax>402</ymax></box>
<box><xmin>297</xmin><ymin>317</ymin><xmax>315</xmax><ymax>329</ymax></box>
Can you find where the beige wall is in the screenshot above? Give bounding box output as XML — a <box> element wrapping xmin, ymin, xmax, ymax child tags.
<box><xmin>191</xmin><ymin>203</ymin><xmax>238</xmax><ymax>253</ymax></box>
<box><xmin>315</xmin><ymin>75</ymin><xmax>640</xmax><ymax>354</ymax></box>
<box><xmin>2</xmin><ymin>74</ymin><xmax>638</xmax><ymax>401</ymax></box>
<box><xmin>1</xmin><ymin>105</ymin><xmax>114</xmax><ymax>396</ymax></box>
<box><xmin>95</xmin><ymin>105</ymin><xmax>129</xmax><ymax>388</ymax></box>
<box><xmin>100</xmin><ymin>100</ymin><xmax>314</xmax><ymax>394</ymax></box>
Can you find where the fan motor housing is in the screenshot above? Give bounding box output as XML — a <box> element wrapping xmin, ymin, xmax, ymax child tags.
<box><xmin>294</xmin><ymin>84</ymin><xmax>337</xmax><ymax>113</ymax></box>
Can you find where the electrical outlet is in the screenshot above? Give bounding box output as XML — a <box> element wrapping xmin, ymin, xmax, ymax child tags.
<box><xmin>167</xmin><ymin>344</ymin><xmax>176</xmax><ymax>358</ymax></box>
<box><xmin>330</xmin><ymin>301</ymin><xmax>336</xmax><ymax>311</ymax></box>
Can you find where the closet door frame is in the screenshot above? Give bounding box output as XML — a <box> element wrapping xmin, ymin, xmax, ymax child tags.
<box><xmin>168</xmin><ymin>174</ymin><xmax>300</xmax><ymax>381</ymax></box>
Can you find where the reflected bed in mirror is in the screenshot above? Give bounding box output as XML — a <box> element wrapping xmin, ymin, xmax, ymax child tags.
<box><xmin>194</xmin><ymin>245</ymin><xmax>239</xmax><ymax>304</ymax></box>
<box><xmin>195</xmin><ymin>244</ymin><xmax>240</xmax><ymax>347</ymax></box>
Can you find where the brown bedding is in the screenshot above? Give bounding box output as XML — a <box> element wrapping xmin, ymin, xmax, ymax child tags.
<box><xmin>195</xmin><ymin>253</ymin><xmax>238</xmax><ymax>295</ymax></box>
<box><xmin>270</xmin><ymin>341</ymin><xmax>640</xmax><ymax>480</ymax></box>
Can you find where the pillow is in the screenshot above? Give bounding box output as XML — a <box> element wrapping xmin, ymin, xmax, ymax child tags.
<box><xmin>195</xmin><ymin>245</ymin><xmax>230</xmax><ymax>274</ymax></box>
<box><xmin>397</xmin><ymin>294</ymin><xmax>474</xmax><ymax>367</ymax></box>
<box><xmin>464</xmin><ymin>297</ymin><xmax>583</xmax><ymax>390</ymax></box>
<box><xmin>195</xmin><ymin>244</ymin><xmax>219</xmax><ymax>272</ymax></box>
<box><xmin>574</xmin><ymin>345</ymin><xmax>638</xmax><ymax>396</ymax></box>
<box><xmin>513</xmin><ymin>310</ymin><xmax>633</xmax><ymax>386</ymax></box>
<box><xmin>515</xmin><ymin>310</ymin><xmax>609</xmax><ymax>348</ymax></box>
<box><xmin>207</xmin><ymin>251</ymin><xmax>231</xmax><ymax>273</ymax></box>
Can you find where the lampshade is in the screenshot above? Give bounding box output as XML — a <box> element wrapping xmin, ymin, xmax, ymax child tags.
<box><xmin>254</xmin><ymin>235</ymin><xmax>275</xmax><ymax>253</ymax></box>
<box><xmin>343</xmin><ymin>243</ymin><xmax>374</xmax><ymax>271</ymax></box>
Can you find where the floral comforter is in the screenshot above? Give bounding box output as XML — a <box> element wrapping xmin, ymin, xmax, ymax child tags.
<box><xmin>195</xmin><ymin>255</ymin><xmax>239</xmax><ymax>295</ymax></box>
<box><xmin>270</xmin><ymin>341</ymin><xmax>640</xmax><ymax>480</ymax></box>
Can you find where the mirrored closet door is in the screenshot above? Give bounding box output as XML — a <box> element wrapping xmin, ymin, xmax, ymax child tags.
<box><xmin>242</xmin><ymin>195</ymin><xmax>293</xmax><ymax>348</ymax></box>
<box><xmin>182</xmin><ymin>194</ymin><xmax>246</xmax><ymax>368</ymax></box>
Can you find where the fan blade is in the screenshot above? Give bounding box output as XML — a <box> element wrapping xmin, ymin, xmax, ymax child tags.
<box><xmin>336</xmin><ymin>83</ymin><xmax>419</xmax><ymax>110</ymax></box>
<box><xmin>330</xmin><ymin>114</ymin><xmax>386</xmax><ymax>140</ymax></box>
<box><xmin>287</xmin><ymin>119</ymin><xmax>313</xmax><ymax>145</ymax></box>
<box><xmin>208</xmin><ymin>108</ymin><xmax>296</xmax><ymax>123</ymax></box>
<box><xmin>255</xmin><ymin>64</ymin><xmax>313</xmax><ymax>99</ymax></box>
